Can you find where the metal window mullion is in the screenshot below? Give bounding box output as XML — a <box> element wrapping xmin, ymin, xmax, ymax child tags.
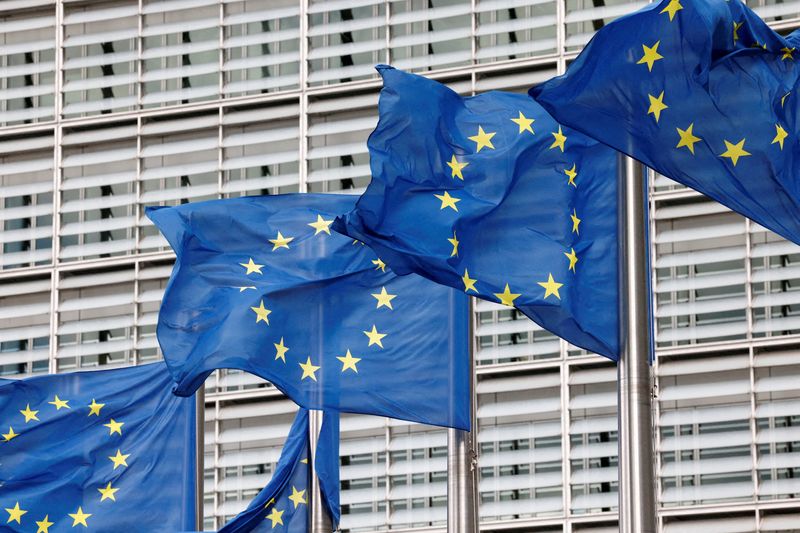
<box><xmin>555</xmin><ymin>0</ymin><xmax>566</xmax><ymax>73</ymax></box>
<box><xmin>470</xmin><ymin>0</ymin><xmax>477</xmax><ymax>67</ymax></box>
<box><xmin>747</xmin><ymin>342</ymin><xmax>760</xmax><ymax>506</ymax></box>
<box><xmin>137</xmin><ymin>0</ymin><xmax>143</xmax><ymax>111</ymax></box>
<box><xmin>299</xmin><ymin>0</ymin><xmax>309</xmax><ymax>193</ymax></box>
<box><xmin>560</xmin><ymin>360</ymin><xmax>572</xmax><ymax>524</ymax></box>
<box><xmin>649</xmin><ymin>167</ymin><xmax>664</xmax><ymax>519</ymax></box>
<box><xmin>218</xmin><ymin>1</ymin><xmax>224</xmax><ymax>103</ymax></box>
<box><xmin>385</xmin><ymin>419</ymin><xmax>392</xmax><ymax>528</ymax></box>
<box><xmin>132</xmin><ymin>258</ymin><xmax>140</xmax><ymax>366</ymax></box>
<box><xmin>212</xmin><ymin>397</ymin><xmax>221</xmax><ymax>530</ymax></box>
<box><xmin>55</xmin><ymin>0</ymin><xmax>64</xmax><ymax>120</ymax></box>
<box><xmin>744</xmin><ymin>217</ymin><xmax>755</xmax><ymax>340</ymax></box>
<box><xmin>385</xmin><ymin>0</ymin><xmax>391</xmax><ymax>64</ymax></box>
<box><xmin>217</xmin><ymin>105</ymin><xmax>224</xmax><ymax>197</ymax></box>
<box><xmin>135</xmin><ymin>113</ymin><xmax>143</xmax><ymax>255</ymax></box>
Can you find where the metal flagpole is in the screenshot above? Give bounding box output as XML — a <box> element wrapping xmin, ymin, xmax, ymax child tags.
<box><xmin>617</xmin><ymin>153</ymin><xmax>657</xmax><ymax>533</ymax></box>
<box><xmin>309</xmin><ymin>409</ymin><xmax>333</xmax><ymax>533</ymax></box>
<box><xmin>447</xmin><ymin>298</ymin><xmax>479</xmax><ymax>533</ymax></box>
<box><xmin>195</xmin><ymin>386</ymin><xmax>205</xmax><ymax>531</ymax></box>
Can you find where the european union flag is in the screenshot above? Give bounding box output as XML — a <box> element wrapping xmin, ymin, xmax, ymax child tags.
<box><xmin>148</xmin><ymin>194</ymin><xmax>470</xmax><ymax>429</ymax></box>
<box><xmin>334</xmin><ymin>66</ymin><xmax>620</xmax><ymax>359</ymax></box>
<box><xmin>0</xmin><ymin>362</ymin><xmax>196</xmax><ymax>532</ymax></box>
<box><xmin>220</xmin><ymin>409</ymin><xmax>339</xmax><ymax>532</ymax></box>
<box><xmin>531</xmin><ymin>0</ymin><xmax>800</xmax><ymax>245</ymax></box>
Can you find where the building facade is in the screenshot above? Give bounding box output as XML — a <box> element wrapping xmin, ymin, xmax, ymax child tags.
<box><xmin>1</xmin><ymin>0</ymin><xmax>799</xmax><ymax>531</ymax></box>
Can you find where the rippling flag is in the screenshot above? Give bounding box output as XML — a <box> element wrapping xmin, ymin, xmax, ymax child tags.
<box><xmin>0</xmin><ymin>363</ymin><xmax>196</xmax><ymax>531</ymax></box>
<box><xmin>219</xmin><ymin>409</ymin><xmax>339</xmax><ymax>532</ymax></box>
<box><xmin>531</xmin><ymin>0</ymin><xmax>800</xmax><ymax>245</ymax></box>
<box><xmin>148</xmin><ymin>194</ymin><xmax>469</xmax><ymax>429</ymax></box>
<box><xmin>334</xmin><ymin>66</ymin><xmax>619</xmax><ymax>359</ymax></box>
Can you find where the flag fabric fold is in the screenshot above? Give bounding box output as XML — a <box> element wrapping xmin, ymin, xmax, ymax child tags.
<box><xmin>334</xmin><ymin>66</ymin><xmax>620</xmax><ymax>359</ymax></box>
<box><xmin>530</xmin><ymin>0</ymin><xmax>800</xmax><ymax>245</ymax></box>
<box><xmin>148</xmin><ymin>194</ymin><xmax>470</xmax><ymax>429</ymax></box>
<box><xmin>0</xmin><ymin>363</ymin><xmax>196</xmax><ymax>531</ymax></box>
<box><xmin>218</xmin><ymin>409</ymin><xmax>339</xmax><ymax>532</ymax></box>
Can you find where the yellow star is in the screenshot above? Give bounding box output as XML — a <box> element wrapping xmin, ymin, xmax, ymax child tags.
<box><xmin>363</xmin><ymin>325</ymin><xmax>387</xmax><ymax>348</ymax></box>
<box><xmin>98</xmin><ymin>481</ymin><xmax>119</xmax><ymax>502</ymax></box>
<box><xmin>88</xmin><ymin>399</ymin><xmax>105</xmax><ymax>417</ymax></box>
<box><xmin>103</xmin><ymin>419</ymin><xmax>124</xmax><ymax>436</ymax></box>
<box><xmin>274</xmin><ymin>337</ymin><xmax>289</xmax><ymax>363</ymax></box>
<box><xmin>5</xmin><ymin>502</ymin><xmax>26</xmax><ymax>524</ymax></box>
<box><xmin>564</xmin><ymin>248</ymin><xmax>578</xmax><ymax>273</ymax></box>
<box><xmin>109</xmin><ymin>449</ymin><xmax>130</xmax><ymax>470</ymax></box>
<box><xmin>564</xmin><ymin>164</ymin><xmax>577</xmax><ymax>187</ymax></box>
<box><xmin>251</xmin><ymin>300</ymin><xmax>272</xmax><ymax>325</ymax></box>
<box><xmin>537</xmin><ymin>273</ymin><xmax>564</xmax><ymax>300</ymax></box>
<box><xmin>299</xmin><ymin>357</ymin><xmax>320</xmax><ymax>381</ymax></box>
<box><xmin>782</xmin><ymin>47</ymin><xmax>796</xmax><ymax>61</ymax></box>
<box><xmin>68</xmin><ymin>507</ymin><xmax>91</xmax><ymax>528</ymax></box>
<box><xmin>660</xmin><ymin>0</ymin><xmax>682</xmax><ymax>21</ymax></box>
<box><xmin>434</xmin><ymin>191</ymin><xmax>461</xmax><ymax>211</ymax></box>
<box><xmin>494</xmin><ymin>284</ymin><xmax>521</xmax><ymax>307</ymax></box>
<box><xmin>288</xmin><ymin>486</ymin><xmax>307</xmax><ymax>508</ymax></box>
<box><xmin>676</xmin><ymin>123</ymin><xmax>702</xmax><ymax>154</ymax></box>
<box><xmin>269</xmin><ymin>231</ymin><xmax>293</xmax><ymax>251</ymax></box>
<box><xmin>637</xmin><ymin>41</ymin><xmax>664</xmax><ymax>71</ymax></box>
<box><xmin>20</xmin><ymin>404</ymin><xmax>39</xmax><ymax>423</ymax></box>
<box><xmin>782</xmin><ymin>91</ymin><xmax>791</xmax><ymax>107</ymax></box>
<box><xmin>48</xmin><ymin>395</ymin><xmax>69</xmax><ymax>410</ymax></box>
<box><xmin>462</xmin><ymin>269</ymin><xmax>478</xmax><ymax>293</ymax></box>
<box><xmin>337</xmin><ymin>349</ymin><xmax>361</xmax><ymax>373</ymax></box>
<box><xmin>35</xmin><ymin>515</ymin><xmax>53</xmax><ymax>533</ymax></box>
<box><xmin>308</xmin><ymin>214</ymin><xmax>333</xmax><ymax>236</ymax></box>
<box><xmin>511</xmin><ymin>111</ymin><xmax>535</xmax><ymax>134</ymax></box>
<box><xmin>773</xmin><ymin>124</ymin><xmax>789</xmax><ymax>150</ymax></box>
<box><xmin>719</xmin><ymin>138</ymin><xmax>751</xmax><ymax>166</ymax></box>
<box><xmin>446</xmin><ymin>155</ymin><xmax>468</xmax><ymax>180</ymax></box>
<box><xmin>264</xmin><ymin>497</ymin><xmax>275</xmax><ymax>508</ymax></box>
<box><xmin>2</xmin><ymin>426</ymin><xmax>19</xmax><ymax>442</ymax></box>
<box><xmin>468</xmin><ymin>126</ymin><xmax>496</xmax><ymax>152</ymax></box>
<box><xmin>266</xmin><ymin>507</ymin><xmax>284</xmax><ymax>528</ymax></box>
<box><xmin>372</xmin><ymin>258</ymin><xmax>386</xmax><ymax>272</ymax></box>
<box><xmin>647</xmin><ymin>91</ymin><xmax>668</xmax><ymax>123</ymax></box>
<box><xmin>550</xmin><ymin>126</ymin><xmax>567</xmax><ymax>152</ymax></box>
<box><xmin>371</xmin><ymin>287</ymin><xmax>396</xmax><ymax>309</ymax></box>
<box><xmin>733</xmin><ymin>21</ymin><xmax>743</xmax><ymax>42</ymax></box>
<box><xmin>448</xmin><ymin>232</ymin><xmax>459</xmax><ymax>257</ymax></box>
<box><xmin>238</xmin><ymin>286</ymin><xmax>256</xmax><ymax>292</ymax></box>
<box><xmin>570</xmin><ymin>209</ymin><xmax>581</xmax><ymax>235</ymax></box>
<box><xmin>239</xmin><ymin>258</ymin><xmax>264</xmax><ymax>275</ymax></box>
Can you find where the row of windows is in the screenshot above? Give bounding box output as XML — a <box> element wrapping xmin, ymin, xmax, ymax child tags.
<box><xmin>200</xmin><ymin>345</ymin><xmax>800</xmax><ymax>531</ymax></box>
<box><xmin>1</xmin><ymin>0</ymin><xmax>795</xmax><ymax>126</ymax></box>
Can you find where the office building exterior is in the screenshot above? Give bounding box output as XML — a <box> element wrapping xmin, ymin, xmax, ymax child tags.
<box><xmin>1</xmin><ymin>0</ymin><xmax>799</xmax><ymax>530</ymax></box>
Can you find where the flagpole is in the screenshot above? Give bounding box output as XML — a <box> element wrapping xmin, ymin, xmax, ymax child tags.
<box><xmin>195</xmin><ymin>386</ymin><xmax>205</xmax><ymax>531</ymax></box>
<box><xmin>447</xmin><ymin>297</ymin><xmax>479</xmax><ymax>533</ymax></box>
<box><xmin>309</xmin><ymin>409</ymin><xmax>333</xmax><ymax>532</ymax></box>
<box><xmin>617</xmin><ymin>153</ymin><xmax>657</xmax><ymax>533</ymax></box>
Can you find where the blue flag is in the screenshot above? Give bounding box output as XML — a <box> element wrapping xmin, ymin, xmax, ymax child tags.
<box><xmin>334</xmin><ymin>66</ymin><xmax>620</xmax><ymax>359</ymax></box>
<box><xmin>531</xmin><ymin>0</ymin><xmax>800</xmax><ymax>245</ymax></box>
<box><xmin>219</xmin><ymin>409</ymin><xmax>339</xmax><ymax>532</ymax></box>
<box><xmin>0</xmin><ymin>363</ymin><xmax>196</xmax><ymax>532</ymax></box>
<box><xmin>148</xmin><ymin>194</ymin><xmax>470</xmax><ymax>429</ymax></box>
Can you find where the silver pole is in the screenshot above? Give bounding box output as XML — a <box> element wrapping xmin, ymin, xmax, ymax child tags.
<box><xmin>617</xmin><ymin>153</ymin><xmax>657</xmax><ymax>533</ymax></box>
<box><xmin>447</xmin><ymin>298</ymin><xmax>478</xmax><ymax>533</ymax></box>
<box><xmin>309</xmin><ymin>409</ymin><xmax>333</xmax><ymax>533</ymax></box>
<box><xmin>195</xmin><ymin>386</ymin><xmax>205</xmax><ymax>531</ymax></box>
